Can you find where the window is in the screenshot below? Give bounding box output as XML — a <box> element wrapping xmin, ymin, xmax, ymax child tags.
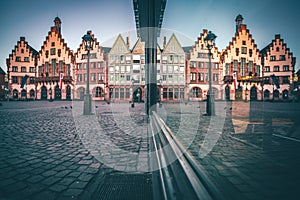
<box><xmin>162</xmin><ymin>75</ymin><xmax>167</xmax><ymax>81</ymax></box>
<box><xmin>45</xmin><ymin>50</ymin><xmax>49</xmax><ymax>58</ymax></box>
<box><xmin>198</xmin><ymin>53</ymin><xmax>205</xmax><ymax>58</ymax></box>
<box><xmin>59</xmin><ymin>61</ymin><xmax>64</xmax><ymax>72</ymax></box>
<box><xmin>90</xmin><ymin>53</ymin><xmax>96</xmax><ymax>59</ymax></box>
<box><xmin>214</xmin><ymin>63</ymin><xmax>219</xmax><ymax>69</ymax></box>
<box><xmin>192</xmin><ymin>87</ymin><xmax>201</xmax><ymax>98</ymax></box>
<box><xmin>95</xmin><ymin>87</ymin><xmax>102</xmax><ymax>97</ymax></box>
<box><xmin>30</xmin><ymin>77</ymin><xmax>34</xmax><ymax>84</ymax></box>
<box><xmin>98</xmin><ymin>73</ymin><xmax>104</xmax><ymax>81</ymax></box>
<box><xmin>265</xmin><ymin>66</ymin><xmax>270</xmax><ymax>72</ymax></box>
<box><xmin>190</xmin><ymin>62</ymin><xmax>196</xmax><ymax>68</ymax></box>
<box><xmin>169</xmin><ymin>55</ymin><xmax>173</xmax><ymax>63</ymax></box>
<box><xmin>241</xmin><ymin>47</ymin><xmax>247</xmax><ymax>54</ymax></box>
<box><xmin>12</xmin><ymin>66</ymin><xmax>18</xmax><ymax>72</ymax></box>
<box><xmin>126</xmin><ymin>75</ymin><xmax>131</xmax><ymax>81</ymax></box>
<box><xmin>163</xmin><ymin>88</ymin><xmax>168</xmax><ymax>99</ymax></box>
<box><xmin>50</xmin><ymin>48</ymin><xmax>56</xmax><ymax>55</ymax></box>
<box><xmin>241</xmin><ymin>58</ymin><xmax>246</xmax><ymax>76</ymax></box>
<box><xmin>248</xmin><ymin>61</ymin><xmax>253</xmax><ymax>74</ymax></box>
<box><xmin>270</xmin><ymin>56</ymin><xmax>276</xmax><ymax>61</ymax></box>
<box><xmin>30</xmin><ymin>89</ymin><xmax>35</xmax><ymax>97</ymax></box>
<box><xmin>84</xmin><ymin>73</ymin><xmax>87</xmax><ymax>81</ymax></box>
<box><xmin>126</xmin><ymin>88</ymin><xmax>130</xmax><ymax>98</ymax></box>
<box><xmin>51</xmin><ymin>42</ymin><xmax>55</xmax><ymax>47</ymax></box>
<box><xmin>12</xmin><ymin>76</ymin><xmax>18</xmax><ymax>84</ymax></box>
<box><xmin>24</xmin><ymin>57</ymin><xmax>29</xmax><ymax>62</ymax></box>
<box><xmin>180</xmin><ymin>55</ymin><xmax>185</xmax><ymax>63</ymax></box>
<box><xmin>78</xmin><ymin>63</ymin><xmax>82</xmax><ymax>70</ymax></box>
<box><xmin>174</xmin><ymin>55</ymin><xmax>179</xmax><ymax>63</ymax></box>
<box><xmin>45</xmin><ymin>62</ymin><xmax>49</xmax><ymax>73</ymax></box>
<box><xmin>29</xmin><ymin>67</ymin><xmax>34</xmax><ymax>73</ymax></box>
<box><xmin>115</xmin><ymin>88</ymin><xmax>119</xmax><ymax>98</ymax></box>
<box><xmin>126</xmin><ymin>65</ymin><xmax>131</xmax><ymax>73</ymax></box>
<box><xmin>198</xmin><ymin>73</ymin><xmax>204</xmax><ymax>81</ymax></box>
<box><xmin>39</xmin><ymin>66</ymin><xmax>43</xmax><ymax>76</ymax></box>
<box><xmin>78</xmin><ymin>74</ymin><xmax>82</xmax><ymax>82</ymax></box>
<box><xmin>168</xmin><ymin>88</ymin><xmax>173</xmax><ymax>99</ymax></box>
<box><xmin>283</xmin><ymin>65</ymin><xmax>289</xmax><ymax>71</ymax></box>
<box><xmin>233</xmin><ymin>60</ymin><xmax>238</xmax><ymax>72</ymax></box>
<box><xmin>225</xmin><ymin>63</ymin><xmax>230</xmax><ymax>75</ymax></box>
<box><xmin>98</xmin><ymin>62</ymin><xmax>102</xmax><ymax>68</ymax></box>
<box><xmin>168</xmin><ymin>65</ymin><xmax>173</xmax><ymax>73</ymax></box>
<box><xmin>52</xmin><ymin>59</ymin><xmax>56</xmax><ymax>75</ymax></box>
<box><xmin>249</xmin><ymin>49</ymin><xmax>253</xmax><ymax>57</ymax></box>
<box><xmin>274</xmin><ymin>66</ymin><xmax>279</xmax><ymax>72</ymax></box>
<box><xmin>235</xmin><ymin>48</ymin><xmax>239</xmax><ymax>56</ymax></box>
<box><xmin>16</xmin><ymin>56</ymin><xmax>21</xmax><ymax>62</ymax></box>
<box><xmin>21</xmin><ymin>67</ymin><xmax>26</xmax><ymax>72</ymax></box>
<box><xmin>91</xmin><ymin>73</ymin><xmax>96</xmax><ymax>81</ymax></box>
<box><xmin>276</xmin><ymin>47</ymin><xmax>280</xmax><ymax>52</ymax></box>
<box><xmin>242</xmin><ymin>40</ymin><xmax>246</xmax><ymax>45</ymax></box>
<box><xmin>213</xmin><ymin>73</ymin><xmax>219</xmax><ymax>82</ymax></box>
<box><xmin>199</xmin><ymin>62</ymin><xmax>204</xmax><ymax>68</ymax></box>
<box><xmin>279</xmin><ymin>55</ymin><xmax>286</xmax><ymax>61</ymax></box>
<box><xmin>264</xmin><ymin>77</ymin><xmax>270</xmax><ymax>84</ymax></box>
<box><xmin>120</xmin><ymin>88</ymin><xmax>124</xmax><ymax>99</ymax></box>
<box><xmin>66</xmin><ymin>64</ymin><xmax>71</xmax><ymax>76</ymax></box>
<box><xmin>21</xmin><ymin>49</ymin><xmax>24</xmax><ymax>53</ymax></box>
<box><xmin>58</xmin><ymin>49</ymin><xmax>61</xmax><ymax>57</ymax></box>
<box><xmin>255</xmin><ymin>65</ymin><xmax>260</xmax><ymax>76</ymax></box>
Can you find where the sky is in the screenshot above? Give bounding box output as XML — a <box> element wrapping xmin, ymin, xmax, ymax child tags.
<box><xmin>1</xmin><ymin>0</ymin><xmax>300</xmax><ymax>72</ymax></box>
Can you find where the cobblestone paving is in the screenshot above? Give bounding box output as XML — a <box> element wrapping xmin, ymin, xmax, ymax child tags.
<box><xmin>162</xmin><ymin>101</ymin><xmax>300</xmax><ymax>200</ymax></box>
<box><xmin>0</xmin><ymin>101</ymin><xmax>152</xmax><ymax>200</ymax></box>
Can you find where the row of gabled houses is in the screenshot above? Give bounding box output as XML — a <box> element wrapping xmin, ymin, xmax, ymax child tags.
<box><xmin>4</xmin><ymin>15</ymin><xmax>298</xmax><ymax>102</ymax></box>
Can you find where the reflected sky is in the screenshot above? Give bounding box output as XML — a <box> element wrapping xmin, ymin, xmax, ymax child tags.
<box><xmin>1</xmin><ymin>0</ymin><xmax>299</xmax><ymax>72</ymax></box>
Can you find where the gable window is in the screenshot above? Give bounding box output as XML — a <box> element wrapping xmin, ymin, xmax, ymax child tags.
<box><xmin>12</xmin><ymin>66</ymin><xmax>18</xmax><ymax>72</ymax></box>
<box><xmin>279</xmin><ymin>55</ymin><xmax>286</xmax><ymax>61</ymax></box>
<box><xmin>21</xmin><ymin>49</ymin><xmax>24</xmax><ymax>53</ymax></box>
<box><xmin>265</xmin><ymin>66</ymin><xmax>270</xmax><ymax>72</ymax></box>
<box><xmin>58</xmin><ymin>49</ymin><xmax>61</xmax><ymax>57</ymax></box>
<box><xmin>51</xmin><ymin>42</ymin><xmax>55</xmax><ymax>47</ymax></box>
<box><xmin>276</xmin><ymin>47</ymin><xmax>280</xmax><ymax>52</ymax></box>
<box><xmin>249</xmin><ymin>49</ymin><xmax>253</xmax><ymax>57</ymax></box>
<box><xmin>241</xmin><ymin>47</ymin><xmax>247</xmax><ymax>54</ymax></box>
<box><xmin>242</xmin><ymin>40</ymin><xmax>246</xmax><ymax>45</ymax></box>
<box><xmin>273</xmin><ymin>66</ymin><xmax>279</xmax><ymax>72</ymax></box>
<box><xmin>50</xmin><ymin>48</ymin><xmax>56</xmax><ymax>55</ymax></box>
<box><xmin>24</xmin><ymin>57</ymin><xmax>29</xmax><ymax>62</ymax></box>
<box><xmin>270</xmin><ymin>56</ymin><xmax>276</xmax><ymax>61</ymax></box>
<box><xmin>16</xmin><ymin>56</ymin><xmax>21</xmax><ymax>62</ymax></box>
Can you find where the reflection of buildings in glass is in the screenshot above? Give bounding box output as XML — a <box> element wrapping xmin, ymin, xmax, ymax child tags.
<box><xmin>74</xmin><ymin>31</ymin><xmax>106</xmax><ymax>101</ymax></box>
<box><xmin>188</xmin><ymin>29</ymin><xmax>222</xmax><ymax>101</ymax></box>
<box><xmin>107</xmin><ymin>33</ymin><xmax>186</xmax><ymax>102</ymax></box>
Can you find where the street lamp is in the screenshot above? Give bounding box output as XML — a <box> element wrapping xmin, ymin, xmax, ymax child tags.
<box><xmin>131</xmin><ymin>78</ymin><xmax>135</xmax><ymax>108</ymax></box>
<box><xmin>82</xmin><ymin>31</ymin><xmax>94</xmax><ymax>115</ymax></box>
<box><xmin>204</xmin><ymin>31</ymin><xmax>217</xmax><ymax>116</ymax></box>
<box><xmin>159</xmin><ymin>78</ymin><xmax>162</xmax><ymax>108</ymax></box>
<box><xmin>49</xmin><ymin>81</ymin><xmax>53</xmax><ymax>102</ymax></box>
<box><xmin>245</xmin><ymin>82</ymin><xmax>248</xmax><ymax>102</ymax></box>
